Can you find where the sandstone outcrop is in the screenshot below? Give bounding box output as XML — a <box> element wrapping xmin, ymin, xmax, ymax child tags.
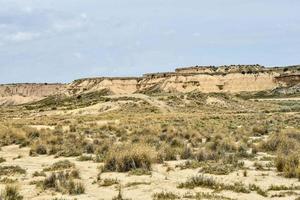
<box><xmin>1</xmin><ymin>65</ymin><xmax>299</xmax><ymax>105</ymax></box>
<box><xmin>0</xmin><ymin>83</ymin><xmax>65</xmax><ymax>105</ymax></box>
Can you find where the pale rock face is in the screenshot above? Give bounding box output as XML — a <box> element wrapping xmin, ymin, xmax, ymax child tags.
<box><xmin>139</xmin><ymin>72</ymin><xmax>282</xmax><ymax>93</ymax></box>
<box><xmin>0</xmin><ymin>84</ymin><xmax>65</xmax><ymax>105</ymax></box>
<box><xmin>0</xmin><ymin>66</ymin><xmax>299</xmax><ymax>105</ymax></box>
<box><xmin>67</xmin><ymin>78</ymin><xmax>139</xmax><ymax>95</ymax></box>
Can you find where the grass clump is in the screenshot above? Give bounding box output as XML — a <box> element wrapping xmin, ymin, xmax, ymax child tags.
<box><xmin>128</xmin><ymin>168</ymin><xmax>152</xmax><ymax>176</ymax></box>
<box><xmin>0</xmin><ymin>157</ymin><xmax>6</xmax><ymax>163</ymax></box>
<box><xmin>249</xmin><ymin>184</ymin><xmax>268</xmax><ymax>197</ymax></box>
<box><xmin>0</xmin><ymin>178</ymin><xmax>17</xmax><ymax>184</ymax></box>
<box><xmin>112</xmin><ymin>186</ymin><xmax>130</xmax><ymax>200</ymax></box>
<box><xmin>32</xmin><ymin>171</ymin><xmax>46</xmax><ymax>177</ymax></box>
<box><xmin>153</xmin><ymin>191</ymin><xmax>179</xmax><ymax>200</ymax></box>
<box><xmin>275</xmin><ymin>153</ymin><xmax>300</xmax><ymax>179</ymax></box>
<box><xmin>76</xmin><ymin>155</ymin><xmax>93</xmax><ymax>161</ymax></box>
<box><xmin>43</xmin><ymin>160</ymin><xmax>75</xmax><ymax>172</ymax></box>
<box><xmin>1</xmin><ymin>185</ymin><xmax>23</xmax><ymax>200</ymax></box>
<box><xmin>29</xmin><ymin>144</ymin><xmax>47</xmax><ymax>156</ymax></box>
<box><xmin>192</xmin><ymin>192</ymin><xmax>236</xmax><ymax>200</ymax></box>
<box><xmin>268</xmin><ymin>184</ymin><xmax>300</xmax><ymax>191</ymax></box>
<box><xmin>104</xmin><ymin>143</ymin><xmax>156</xmax><ymax>172</ymax></box>
<box><xmin>37</xmin><ymin>171</ymin><xmax>84</xmax><ymax>195</ymax></box>
<box><xmin>0</xmin><ymin>166</ymin><xmax>26</xmax><ymax>176</ymax></box>
<box><xmin>178</xmin><ymin>174</ymin><xmax>251</xmax><ymax>193</ymax></box>
<box><xmin>99</xmin><ymin>178</ymin><xmax>119</xmax><ymax>187</ymax></box>
<box><xmin>177</xmin><ymin>174</ymin><xmax>218</xmax><ymax>190</ymax></box>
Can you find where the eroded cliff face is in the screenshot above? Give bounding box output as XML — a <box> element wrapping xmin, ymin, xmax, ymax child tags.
<box><xmin>0</xmin><ymin>83</ymin><xmax>65</xmax><ymax>105</ymax></box>
<box><xmin>139</xmin><ymin>72</ymin><xmax>281</xmax><ymax>93</ymax></box>
<box><xmin>0</xmin><ymin>65</ymin><xmax>299</xmax><ymax>105</ymax></box>
<box><xmin>67</xmin><ymin>78</ymin><xmax>141</xmax><ymax>95</ymax></box>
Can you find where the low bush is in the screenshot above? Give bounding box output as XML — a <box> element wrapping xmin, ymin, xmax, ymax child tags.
<box><xmin>177</xmin><ymin>174</ymin><xmax>218</xmax><ymax>189</ymax></box>
<box><xmin>99</xmin><ymin>178</ymin><xmax>119</xmax><ymax>187</ymax></box>
<box><xmin>195</xmin><ymin>149</ymin><xmax>219</xmax><ymax>162</ymax></box>
<box><xmin>30</xmin><ymin>144</ymin><xmax>47</xmax><ymax>156</ymax></box>
<box><xmin>178</xmin><ymin>174</ymin><xmax>251</xmax><ymax>193</ymax></box>
<box><xmin>1</xmin><ymin>185</ymin><xmax>23</xmax><ymax>200</ymax></box>
<box><xmin>0</xmin><ymin>166</ymin><xmax>26</xmax><ymax>176</ymax></box>
<box><xmin>275</xmin><ymin>153</ymin><xmax>300</xmax><ymax>178</ymax></box>
<box><xmin>153</xmin><ymin>191</ymin><xmax>179</xmax><ymax>200</ymax></box>
<box><xmin>43</xmin><ymin>160</ymin><xmax>75</xmax><ymax>172</ymax></box>
<box><xmin>104</xmin><ymin>143</ymin><xmax>156</xmax><ymax>172</ymax></box>
<box><xmin>0</xmin><ymin>157</ymin><xmax>6</xmax><ymax>163</ymax></box>
<box><xmin>37</xmin><ymin>171</ymin><xmax>84</xmax><ymax>195</ymax></box>
<box><xmin>76</xmin><ymin>155</ymin><xmax>93</xmax><ymax>161</ymax></box>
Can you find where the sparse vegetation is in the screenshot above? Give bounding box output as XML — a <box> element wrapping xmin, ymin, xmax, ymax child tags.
<box><xmin>153</xmin><ymin>191</ymin><xmax>179</xmax><ymax>200</ymax></box>
<box><xmin>104</xmin><ymin>143</ymin><xmax>156</xmax><ymax>172</ymax></box>
<box><xmin>0</xmin><ymin>77</ymin><xmax>299</xmax><ymax>199</ymax></box>
<box><xmin>43</xmin><ymin>160</ymin><xmax>75</xmax><ymax>172</ymax></box>
<box><xmin>0</xmin><ymin>166</ymin><xmax>26</xmax><ymax>176</ymax></box>
<box><xmin>36</xmin><ymin>171</ymin><xmax>85</xmax><ymax>195</ymax></box>
<box><xmin>1</xmin><ymin>185</ymin><xmax>23</xmax><ymax>200</ymax></box>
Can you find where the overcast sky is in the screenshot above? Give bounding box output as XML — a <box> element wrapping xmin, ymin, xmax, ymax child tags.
<box><xmin>0</xmin><ymin>0</ymin><xmax>299</xmax><ymax>83</ymax></box>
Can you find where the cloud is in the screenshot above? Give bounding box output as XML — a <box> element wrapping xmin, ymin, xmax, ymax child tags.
<box><xmin>73</xmin><ymin>52</ymin><xmax>82</xmax><ymax>59</ymax></box>
<box><xmin>51</xmin><ymin>13</ymin><xmax>90</xmax><ymax>33</ymax></box>
<box><xmin>4</xmin><ymin>31</ymin><xmax>40</xmax><ymax>42</ymax></box>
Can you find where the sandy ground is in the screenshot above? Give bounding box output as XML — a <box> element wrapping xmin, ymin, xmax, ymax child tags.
<box><xmin>106</xmin><ymin>94</ymin><xmax>172</xmax><ymax>113</ymax></box>
<box><xmin>0</xmin><ymin>145</ymin><xmax>299</xmax><ymax>200</ymax></box>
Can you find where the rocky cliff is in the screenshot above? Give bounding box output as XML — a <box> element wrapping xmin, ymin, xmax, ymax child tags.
<box><xmin>0</xmin><ymin>83</ymin><xmax>65</xmax><ymax>106</ymax></box>
<box><xmin>1</xmin><ymin>65</ymin><xmax>300</xmax><ymax>105</ymax></box>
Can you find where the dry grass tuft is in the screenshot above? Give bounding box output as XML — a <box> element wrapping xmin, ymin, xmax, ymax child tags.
<box><xmin>104</xmin><ymin>143</ymin><xmax>156</xmax><ymax>172</ymax></box>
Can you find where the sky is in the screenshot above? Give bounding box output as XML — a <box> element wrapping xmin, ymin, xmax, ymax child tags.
<box><xmin>0</xmin><ymin>0</ymin><xmax>299</xmax><ymax>83</ymax></box>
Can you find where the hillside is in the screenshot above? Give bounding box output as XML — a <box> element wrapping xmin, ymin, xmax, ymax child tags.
<box><xmin>0</xmin><ymin>65</ymin><xmax>299</xmax><ymax>105</ymax></box>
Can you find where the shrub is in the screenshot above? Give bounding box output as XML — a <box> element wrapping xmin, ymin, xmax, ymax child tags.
<box><xmin>66</xmin><ymin>180</ymin><xmax>85</xmax><ymax>195</ymax></box>
<box><xmin>180</xmin><ymin>145</ymin><xmax>193</xmax><ymax>159</ymax></box>
<box><xmin>260</xmin><ymin>130</ymin><xmax>300</xmax><ymax>154</ymax></box>
<box><xmin>76</xmin><ymin>155</ymin><xmax>93</xmax><ymax>161</ymax></box>
<box><xmin>0</xmin><ymin>166</ymin><xmax>26</xmax><ymax>176</ymax></box>
<box><xmin>104</xmin><ymin>143</ymin><xmax>156</xmax><ymax>172</ymax></box>
<box><xmin>43</xmin><ymin>160</ymin><xmax>75</xmax><ymax>172</ymax></box>
<box><xmin>112</xmin><ymin>186</ymin><xmax>130</xmax><ymax>200</ymax></box>
<box><xmin>32</xmin><ymin>171</ymin><xmax>46</xmax><ymax>177</ymax></box>
<box><xmin>128</xmin><ymin>168</ymin><xmax>151</xmax><ymax>176</ymax></box>
<box><xmin>38</xmin><ymin>171</ymin><xmax>84</xmax><ymax>195</ymax></box>
<box><xmin>30</xmin><ymin>144</ymin><xmax>47</xmax><ymax>156</ymax></box>
<box><xmin>178</xmin><ymin>174</ymin><xmax>217</xmax><ymax>189</ymax></box>
<box><xmin>0</xmin><ymin>157</ymin><xmax>6</xmax><ymax>163</ymax></box>
<box><xmin>157</xmin><ymin>145</ymin><xmax>178</xmax><ymax>162</ymax></box>
<box><xmin>195</xmin><ymin>149</ymin><xmax>218</xmax><ymax>162</ymax></box>
<box><xmin>153</xmin><ymin>191</ymin><xmax>179</xmax><ymax>200</ymax></box>
<box><xmin>99</xmin><ymin>178</ymin><xmax>119</xmax><ymax>187</ymax></box>
<box><xmin>178</xmin><ymin>174</ymin><xmax>250</xmax><ymax>193</ymax></box>
<box><xmin>1</xmin><ymin>185</ymin><xmax>23</xmax><ymax>200</ymax></box>
<box><xmin>275</xmin><ymin>153</ymin><xmax>300</xmax><ymax>178</ymax></box>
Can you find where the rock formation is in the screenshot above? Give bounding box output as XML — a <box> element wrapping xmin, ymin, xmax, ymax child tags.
<box><xmin>1</xmin><ymin>65</ymin><xmax>299</xmax><ymax>105</ymax></box>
